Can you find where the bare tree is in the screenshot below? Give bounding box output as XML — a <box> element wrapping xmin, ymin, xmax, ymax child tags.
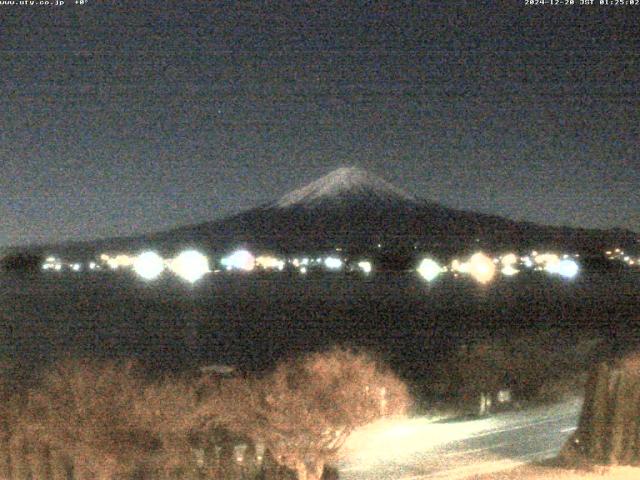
<box><xmin>204</xmin><ymin>348</ymin><xmax>411</xmax><ymax>480</ymax></box>
<box><xmin>22</xmin><ymin>359</ymin><xmax>158</xmax><ymax>480</ymax></box>
<box><xmin>131</xmin><ymin>374</ymin><xmax>205</xmax><ymax>478</ymax></box>
<box><xmin>456</xmin><ymin>340</ymin><xmax>509</xmax><ymax>415</ymax></box>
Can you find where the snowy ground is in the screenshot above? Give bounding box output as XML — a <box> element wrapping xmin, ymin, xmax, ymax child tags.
<box><xmin>339</xmin><ymin>398</ymin><xmax>582</xmax><ymax>480</ymax></box>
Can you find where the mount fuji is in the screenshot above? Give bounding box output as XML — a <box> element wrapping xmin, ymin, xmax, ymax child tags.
<box><xmin>135</xmin><ymin>166</ymin><xmax>636</xmax><ymax>257</ymax></box>
<box><xmin>14</xmin><ymin>167</ymin><xmax>638</xmax><ymax>260</ymax></box>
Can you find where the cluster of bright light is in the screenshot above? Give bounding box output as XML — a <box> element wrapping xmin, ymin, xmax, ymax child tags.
<box><xmin>606</xmin><ymin>248</ymin><xmax>639</xmax><ymax>267</ymax></box>
<box><xmin>324</xmin><ymin>256</ymin><xmax>343</xmax><ymax>270</ymax></box>
<box><xmin>501</xmin><ymin>264</ymin><xmax>519</xmax><ymax>276</ymax></box>
<box><xmin>498</xmin><ymin>253</ymin><xmax>520</xmax><ymax>276</ymax></box>
<box><xmin>501</xmin><ymin>253</ymin><xmax>518</xmax><ymax>267</ymax></box>
<box><xmin>42</xmin><ymin>256</ymin><xmax>63</xmax><ymax>271</ymax></box>
<box><xmin>468</xmin><ymin>252</ymin><xmax>496</xmax><ymax>284</ymax></box>
<box><xmin>42</xmin><ymin>256</ymin><xmax>101</xmax><ymax>273</ymax></box>
<box><xmin>291</xmin><ymin>257</ymin><xmax>310</xmax><ymax>268</ymax></box>
<box><xmin>535</xmin><ymin>253</ymin><xmax>561</xmax><ymax>273</ymax></box>
<box><xmin>451</xmin><ymin>259</ymin><xmax>469</xmax><ymax>274</ymax></box>
<box><xmin>417</xmin><ymin>258</ymin><xmax>441</xmax><ymax>282</ymax></box>
<box><xmin>100</xmin><ymin>253</ymin><xmax>135</xmax><ymax>270</ymax></box>
<box><xmin>449</xmin><ymin>253</ymin><xmax>497</xmax><ymax>283</ymax></box>
<box><xmin>132</xmin><ymin>251</ymin><xmax>165</xmax><ymax>280</ymax></box>
<box><xmin>449</xmin><ymin>250</ymin><xmax>579</xmax><ymax>280</ymax></box>
<box><xmin>357</xmin><ymin>260</ymin><xmax>372</xmax><ymax>275</ymax></box>
<box><xmin>221</xmin><ymin>249</ymin><xmax>255</xmax><ymax>272</ymax></box>
<box><xmin>168</xmin><ymin>250</ymin><xmax>210</xmax><ymax>283</ymax></box>
<box><xmin>255</xmin><ymin>255</ymin><xmax>285</xmax><ymax>271</ymax></box>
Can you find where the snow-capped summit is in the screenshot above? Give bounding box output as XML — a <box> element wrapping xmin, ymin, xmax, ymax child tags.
<box><xmin>275</xmin><ymin>167</ymin><xmax>417</xmax><ymax>208</ymax></box>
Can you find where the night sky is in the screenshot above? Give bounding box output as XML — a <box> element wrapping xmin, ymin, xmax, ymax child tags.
<box><xmin>1</xmin><ymin>1</ymin><xmax>638</xmax><ymax>248</ymax></box>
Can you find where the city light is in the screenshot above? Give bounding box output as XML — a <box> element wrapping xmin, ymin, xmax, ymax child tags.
<box><xmin>605</xmin><ymin>248</ymin><xmax>640</xmax><ymax>268</ymax></box>
<box><xmin>501</xmin><ymin>253</ymin><xmax>518</xmax><ymax>266</ymax></box>
<box><xmin>501</xmin><ymin>265</ymin><xmax>519</xmax><ymax>276</ymax></box>
<box><xmin>555</xmin><ymin>259</ymin><xmax>579</xmax><ymax>279</ymax></box>
<box><xmin>133</xmin><ymin>251</ymin><xmax>164</xmax><ymax>280</ymax></box>
<box><xmin>101</xmin><ymin>253</ymin><xmax>135</xmax><ymax>270</ymax></box>
<box><xmin>468</xmin><ymin>252</ymin><xmax>496</xmax><ymax>284</ymax></box>
<box><xmin>221</xmin><ymin>249</ymin><xmax>255</xmax><ymax>272</ymax></box>
<box><xmin>255</xmin><ymin>255</ymin><xmax>285</xmax><ymax>271</ymax></box>
<box><xmin>169</xmin><ymin>250</ymin><xmax>210</xmax><ymax>283</ymax></box>
<box><xmin>324</xmin><ymin>256</ymin><xmax>343</xmax><ymax>270</ymax></box>
<box><xmin>42</xmin><ymin>256</ymin><xmax>62</xmax><ymax>271</ymax></box>
<box><xmin>358</xmin><ymin>260</ymin><xmax>373</xmax><ymax>275</ymax></box>
<box><xmin>417</xmin><ymin>258</ymin><xmax>441</xmax><ymax>282</ymax></box>
<box><xmin>451</xmin><ymin>259</ymin><xmax>469</xmax><ymax>274</ymax></box>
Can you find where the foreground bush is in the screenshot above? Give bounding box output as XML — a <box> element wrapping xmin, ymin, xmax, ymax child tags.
<box><xmin>0</xmin><ymin>359</ymin><xmax>206</xmax><ymax>480</ymax></box>
<box><xmin>203</xmin><ymin>348</ymin><xmax>411</xmax><ymax>480</ymax></box>
<box><xmin>0</xmin><ymin>348</ymin><xmax>411</xmax><ymax>480</ymax></box>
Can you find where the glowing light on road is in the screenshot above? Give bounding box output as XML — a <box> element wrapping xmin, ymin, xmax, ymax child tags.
<box><xmin>343</xmin><ymin>415</ymin><xmax>499</xmax><ymax>467</ymax></box>
<box><xmin>221</xmin><ymin>249</ymin><xmax>255</xmax><ymax>272</ymax></box>
<box><xmin>324</xmin><ymin>257</ymin><xmax>343</xmax><ymax>270</ymax></box>
<box><xmin>358</xmin><ymin>260</ymin><xmax>372</xmax><ymax>274</ymax></box>
<box><xmin>468</xmin><ymin>252</ymin><xmax>496</xmax><ymax>284</ymax></box>
<box><xmin>169</xmin><ymin>250</ymin><xmax>210</xmax><ymax>283</ymax></box>
<box><xmin>133</xmin><ymin>251</ymin><xmax>164</xmax><ymax>280</ymax></box>
<box><xmin>417</xmin><ymin>258</ymin><xmax>441</xmax><ymax>282</ymax></box>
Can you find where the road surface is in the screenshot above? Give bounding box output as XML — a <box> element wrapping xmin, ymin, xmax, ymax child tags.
<box><xmin>339</xmin><ymin>398</ymin><xmax>582</xmax><ymax>480</ymax></box>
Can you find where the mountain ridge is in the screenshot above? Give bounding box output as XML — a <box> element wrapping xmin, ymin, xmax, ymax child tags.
<box><xmin>3</xmin><ymin>167</ymin><xmax>638</xmax><ymax>257</ymax></box>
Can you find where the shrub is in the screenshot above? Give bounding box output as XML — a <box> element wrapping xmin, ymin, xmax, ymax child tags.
<box><xmin>203</xmin><ymin>348</ymin><xmax>411</xmax><ymax>480</ymax></box>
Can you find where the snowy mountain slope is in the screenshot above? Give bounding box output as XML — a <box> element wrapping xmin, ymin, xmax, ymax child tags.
<box><xmin>275</xmin><ymin>167</ymin><xmax>418</xmax><ymax>208</ymax></box>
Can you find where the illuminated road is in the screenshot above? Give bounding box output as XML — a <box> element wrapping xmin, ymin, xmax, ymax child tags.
<box><xmin>339</xmin><ymin>398</ymin><xmax>582</xmax><ymax>480</ymax></box>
